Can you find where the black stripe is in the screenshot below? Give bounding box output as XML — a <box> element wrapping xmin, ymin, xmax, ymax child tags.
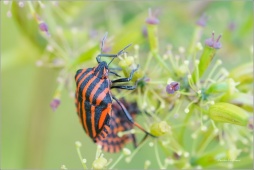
<box><xmin>79</xmin><ymin>73</ymin><xmax>95</xmax><ymax>97</ymax></box>
<box><xmin>84</xmin><ymin>101</ymin><xmax>93</xmax><ymax>138</ymax></box>
<box><xmin>94</xmin><ymin>106</ymin><xmax>103</xmax><ymax>134</ymax></box>
<box><xmin>75</xmin><ymin>69</ymin><xmax>83</xmax><ymax>80</ymax></box>
<box><xmin>95</xmin><ymin>106</ymin><xmax>111</xmax><ymax>134</ymax></box>
<box><xmin>76</xmin><ymin>68</ymin><xmax>93</xmax><ymax>86</ymax></box>
<box><xmin>80</xmin><ymin>99</ymin><xmax>87</xmax><ymax>134</ymax></box>
<box><xmin>85</xmin><ymin>76</ymin><xmax>101</xmax><ymax>102</ymax></box>
<box><xmin>92</xmin><ymin>79</ymin><xmax>109</xmax><ymax>105</ymax></box>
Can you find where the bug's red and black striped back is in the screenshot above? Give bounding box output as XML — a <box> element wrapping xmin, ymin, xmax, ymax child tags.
<box><xmin>97</xmin><ymin>99</ymin><xmax>139</xmax><ymax>153</ymax></box>
<box><xmin>75</xmin><ymin>62</ymin><xmax>113</xmax><ymax>142</ymax></box>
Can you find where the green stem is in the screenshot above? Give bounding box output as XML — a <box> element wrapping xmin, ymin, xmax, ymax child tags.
<box><xmin>196</xmin><ymin>127</ymin><xmax>215</xmax><ymax>156</ymax></box>
<box><xmin>153</xmin><ymin>52</ymin><xmax>172</xmax><ymax>74</ymax></box>
<box><xmin>178</xmin><ymin>106</ymin><xmax>193</xmax><ymax>145</ymax></box>
<box><xmin>109</xmin><ymin>154</ymin><xmax>124</xmax><ymax>169</ymax></box>
<box><xmin>155</xmin><ymin>142</ymin><xmax>164</xmax><ymax>169</ymax></box>
<box><xmin>76</xmin><ymin>146</ymin><xmax>87</xmax><ymax>169</ymax></box>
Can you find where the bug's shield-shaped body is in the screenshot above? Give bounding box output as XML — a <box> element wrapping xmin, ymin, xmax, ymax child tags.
<box><xmin>75</xmin><ymin>62</ymin><xmax>112</xmax><ymax>142</ymax></box>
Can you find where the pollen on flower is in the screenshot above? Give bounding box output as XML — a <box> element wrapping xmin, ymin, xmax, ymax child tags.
<box><xmin>195</xmin><ymin>60</ymin><xmax>200</xmax><ymax>65</ymax></box>
<box><xmin>166</xmin><ymin>158</ymin><xmax>174</xmax><ymax>165</ymax></box>
<box><xmin>213</xmin><ymin>128</ymin><xmax>219</xmax><ymax>134</ymax></box>
<box><xmin>220</xmin><ymin>140</ymin><xmax>225</xmax><ymax>145</ymax></box>
<box><xmin>184</xmin><ymin>108</ymin><xmax>189</xmax><ymax>113</ymax></box>
<box><xmin>201</xmin><ymin>126</ymin><xmax>207</xmax><ymax>131</ymax></box>
<box><xmin>144</xmin><ymin>160</ymin><xmax>151</xmax><ymax>169</ymax></box>
<box><xmin>184</xmin><ymin>60</ymin><xmax>189</xmax><ymax>65</ymax></box>
<box><xmin>177</xmin><ymin>151</ymin><xmax>182</xmax><ymax>156</ymax></box>
<box><xmin>82</xmin><ymin>159</ymin><xmax>87</xmax><ymax>163</ymax></box>
<box><xmin>3</xmin><ymin>1</ymin><xmax>9</xmax><ymax>5</ymax></box>
<box><xmin>191</xmin><ymin>133</ymin><xmax>197</xmax><ymax>139</ymax></box>
<box><xmin>196</xmin><ymin>165</ymin><xmax>203</xmax><ymax>169</ymax></box>
<box><xmin>61</xmin><ymin>165</ymin><xmax>67</xmax><ymax>170</ymax></box>
<box><xmin>18</xmin><ymin>1</ymin><xmax>25</xmax><ymax>8</ymax></box>
<box><xmin>178</xmin><ymin>47</ymin><xmax>185</xmax><ymax>53</ymax></box>
<box><xmin>216</xmin><ymin>59</ymin><xmax>222</xmax><ymax>65</ymax></box>
<box><xmin>75</xmin><ymin>141</ymin><xmax>82</xmax><ymax>147</ymax></box>
<box><xmin>7</xmin><ymin>10</ymin><xmax>12</xmax><ymax>18</ymax></box>
<box><xmin>184</xmin><ymin>152</ymin><xmax>189</xmax><ymax>157</ymax></box>
<box><xmin>123</xmin><ymin>148</ymin><xmax>131</xmax><ymax>156</ymax></box>
<box><xmin>163</xmin><ymin>54</ymin><xmax>168</xmax><ymax>60</ymax></box>
<box><xmin>46</xmin><ymin>45</ymin><xmax>54</xmax><ymax>52</ymax></box>
<box><xmin>149</xmin><ymin>142</ymin><xmax>154</xmax><ymax>147</ymax></box>
<box><xmin>36</xmin><ymin>60</ymin><xmax>43</xmax><ymax>67</ymax></box>
<box><xmin>134</xmin><ymin>44</ymin><xmax>139</xmax><ymax>50</ymax></box>
<box><xmin>117</xmin><ymin>131</ymin><xmax>123</xmax><ymax>137</ymax></box>
<box><xmin>202</xmin><ymin>115</ymin><xmax>208</xmax><ymax>120</ymax></box>
<box><xmin>196</xmin><ymin>42</ymin><xmax>203</xmax><ymax>51</ymax></box>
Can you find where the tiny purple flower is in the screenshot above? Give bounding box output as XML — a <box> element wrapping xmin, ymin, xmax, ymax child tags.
<box><xmin>142</xmin><ymin>26</ymin><xmax>148</xmax><ymax>38</ymax></box>
<box><xmin>228</xmin><ymin>21</ymin><xmax>236</xmax><ymax>31</ymax></box>
<box><xmin>205</xmin><ymin>32</ymin><xmax>222</xmax><ymax>49</ymax></box>
<box><xmin>50</xmin><ymin>98</ymin><xmax>61</xmax><ymax>112</ymax></box>
<box><xmin>248</xmin><ymin>116</ymin><xmax>253</xmax><ymax>130</ymax></box>
<box><xmin>166</xmin><ymin>82</ymin><xmax>180</xmax><ymax>94</ymax></box>
<box><xmin>146</xmin><ymin>9</ymin><xmax>160</xmax><ymax>25</ymax></box>
<box><xmin>196</xmin><ymin>14</ymin><xmax>208</xmax><ymax>27</ymax></box>
<box><xmin>39</xmin><ymin>22</ymin><xmax>50</xmax><ymax>36</ymax></box>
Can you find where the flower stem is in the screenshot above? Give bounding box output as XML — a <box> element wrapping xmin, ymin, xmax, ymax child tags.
<box><xmin>109</xmin><ymin>154</ymin><xmax>124</xmax><ymax>169</ymax></box>
<box><xmin>76</xmin><ymin>146</ymin><xmax>87</xmax><ymax>169</ymax></box>
<box><xmin>155</xmin><ymin>142</ymin><xmax>165</xmax><ymax>169</ymax></box>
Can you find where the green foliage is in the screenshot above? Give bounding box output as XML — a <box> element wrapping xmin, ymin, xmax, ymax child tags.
<box><xmin>2</xmin><ymin>1</ymin><xmax>253</xmax><ymax>169</ymax></box>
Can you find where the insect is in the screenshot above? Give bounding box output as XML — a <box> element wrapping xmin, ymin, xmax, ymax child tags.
<box><xmin>97</xmin><ymin>99</ymin><xmax>139</xmax><ymax>153</ymax></box>
<box><xmin>75</xmin><ymin>33</ymin><xmax>154</xmax><ymax>145</ymax></box>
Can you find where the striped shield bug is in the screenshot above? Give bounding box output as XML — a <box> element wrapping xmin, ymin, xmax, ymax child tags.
<box><xmin>75</xmin><ymin>33</ymin><xmax>155</xmax><ymax>145</ymax></box>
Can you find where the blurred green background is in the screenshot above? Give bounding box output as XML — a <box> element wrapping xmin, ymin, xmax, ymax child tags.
<box><xmin>1</xmin><ymin>1</ymin><xmax>253</xmax><ymax>169</ymax></box>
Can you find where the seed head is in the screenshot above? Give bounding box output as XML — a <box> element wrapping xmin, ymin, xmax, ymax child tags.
<box><xmin>50</xmin><ymin>98</ymin><xmax>61</xmax><ymax>112</ymax></box>
<box><xmin>92</xmin><ymin>157</ymin><xmax>107</xmax><ymax>170</ymax></box>
<box><xmin>196</xmin><ymin>14</ymin><xmax>208</xmax><ymax>27</ymax></box>
<box><xmin>39</xmin><ymin>22</ymin><xmax>50</xmax><ymax>36</ymax></box>
<box><xmin>146</xmin><ymin>8</ymin><xmax>160</xmax><ymax>25</ymax></box>
<box><xmin>166</xmin><ymin>82</ymin><xmax>180</xmax><ymax>94</ymax></box>
<box><xmin>205</xmin><ymin>32</ymin><xmax>222</xmax><ymax>49</ymax></box>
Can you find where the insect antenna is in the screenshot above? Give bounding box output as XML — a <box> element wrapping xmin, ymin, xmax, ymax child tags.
<box><xmin>108</xmin><ymin>43</ymin><xmax>132</xmax><ymax>67</ymax></box>
<box><xmin>100</xmin><ymin>32</ymin><xmax>108</xmax><ymax>53</ymax></box>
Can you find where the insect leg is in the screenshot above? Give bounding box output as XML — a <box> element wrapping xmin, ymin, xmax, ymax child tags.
<box><xmin>111</xmin><ymin>65</ymin><xmax>139</xmax><ymax>83</ymax></box>
<box><xmin>109</xmin><ymin>71</ymin><xmax>121</xmax><ymax>77</ymax></box>
<box><xmin>111</xmin><ymin>85</ymin><xmax>137</xmax><ymax>90</ymax></box>
<box><xmin>112</xmin><ymin>96</ymin><xmax>156</xmax><ymax>138</ymax></box>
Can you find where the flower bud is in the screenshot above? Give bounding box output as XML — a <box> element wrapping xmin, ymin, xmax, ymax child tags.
<box><xmin>92</xmin><ymin>157</ymin><xmax>107</xmax><ymax>170</ymax></box>
<box><xmin>208</xmin><ymin>102</ymin><xmax>249</xmax><ymax>126</ymax></box>
<box><xmin>166</xmin><ymin>82</ymin><xmax>180</xmax><ymax>94</ymax></box>
<box><xmin>146</xmin><ymin>9</ymin><xmax>159</xmax><ymax>52</ymax></box>
<box><xmin>118</xmin><ymin>56</ymin><xmax>134</xmax><ymax>68</ymax></box>
<box><xmin>229</xmin><ymin>63</ymin><xmax>253</xmax><ymax>85</ymax></box>
<box><xmin>123</xmin><ymin>148</ymin><xmax>131</xmax><ymax>156</ymax></box>
<box><xmin>150</xmin><ymin>121</ymin><xmax>170</xmax><ymax>136</ymax></box>
<box><xmin>192</xmin><ymin>33</ymin><xmax>221</xmax><ymax>83</ymax></box>
<box><xmin>50</xmin><ymin>98</ymin><xmax>60</xmax><ymax>112</ymax></box>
